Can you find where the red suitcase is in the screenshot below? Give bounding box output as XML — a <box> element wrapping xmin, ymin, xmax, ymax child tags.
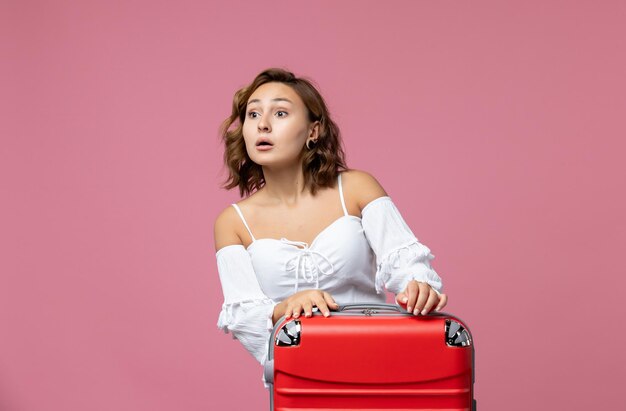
<box><xmin>265</xmin><ymin>303</ymin><xmax>475</xmax><ymax>410</ymax></box>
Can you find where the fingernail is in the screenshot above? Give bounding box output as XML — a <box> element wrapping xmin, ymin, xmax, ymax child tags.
<box><xmin>413</xmin><ymin>308</ymin><xmax>419</xmax><ymax>315</ymax></box>
<box><xmin>324</xmin><ymin>312</ymin><xmax>329</xmax><ymax>317</ymax></box>
<box><xmin>421</xmin><ymin>309</ymin><xmax>428</xmax><ymax>315</ymax></box>
<box><xmin>402</xmin><ymin>297</ymin><xmax>408</xmax><ymax>303</ymax></box>
<box><xmin>407</xmin><ymin>306</ymin><xmax>413</xmax><ymax>312</ymax></box>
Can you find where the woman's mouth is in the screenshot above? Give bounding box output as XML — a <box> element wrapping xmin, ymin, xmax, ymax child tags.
<box><xmin>256</xmin><ymin>138</ymin><xmax>274</xmax><ymax>150</ymax></box>
<box><xmin>256</xmin><ymin>142</ymin><xmax>273</xmax><ymax>151</ymax></box>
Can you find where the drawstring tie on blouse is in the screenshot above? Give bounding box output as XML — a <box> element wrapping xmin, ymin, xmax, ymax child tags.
<box><xmin>281</xmin><ymin>238</ymin><xmax>335</xmax><ymax>293</ymax></box>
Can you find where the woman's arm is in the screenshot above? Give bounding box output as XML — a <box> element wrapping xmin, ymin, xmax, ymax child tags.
<box><xmin>214</xmin><ymin>206</ymin><xmax>278</xmax><ymax>364</ymax></box>
<box><xmin>214</xmin><ymin>205</ymin><xmax>342</xmax><ymax>373</ymax></box>
<box><xmin>343</xmin><ymin>169</ymin><xmax>448</xmax><ymax>315</ymax></box>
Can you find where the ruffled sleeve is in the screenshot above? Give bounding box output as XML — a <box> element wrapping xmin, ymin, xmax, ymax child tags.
<box><xmin>361</xmin><ymin>196</ymin><xmax>443</xmax><ymax>295</ymax></box>
<box><xmin>216</xmin><ymin>244</ymin><xmax>277</xmax><ymax>368</ymax></box>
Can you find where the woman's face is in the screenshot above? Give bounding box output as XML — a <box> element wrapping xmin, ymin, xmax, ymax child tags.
<box><xmin>242</xmin><ymin>82</ymin><xmax>318</xmax><ymax>168</ymax></box>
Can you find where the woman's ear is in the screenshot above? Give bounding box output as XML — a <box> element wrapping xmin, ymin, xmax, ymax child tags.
<box><xmin>309</xmin><ymin>120</ymin><xmax>321</xmax><ymax>139</ymax></box>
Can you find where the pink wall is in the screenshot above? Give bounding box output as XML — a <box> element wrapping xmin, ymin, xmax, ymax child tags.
<box><xmin>1</xmin><ymin>0</ymin><xmax>624</xmax><ymax>409</ymax></box>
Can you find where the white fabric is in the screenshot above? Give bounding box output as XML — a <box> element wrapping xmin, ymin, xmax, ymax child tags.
<box><xmin>216</xmin><ymin>245</ymin><xmax>277</xmax><ymax>367</ymax></box>
<box><xmin>215</xmin><ymin>172</ymin><xmax>443</xmax><ymax>388</ymax></box>
<box><xmin>361</xmin><ymin>196</ymin><xmax>443</xmax><ymax>295</ymax></box>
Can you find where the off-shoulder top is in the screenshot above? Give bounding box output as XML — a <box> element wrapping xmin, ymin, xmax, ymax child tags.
<box><xmin>215</xmin><ymin>172</ymin><xmax>443</xmax><ymax>387</ymax></box>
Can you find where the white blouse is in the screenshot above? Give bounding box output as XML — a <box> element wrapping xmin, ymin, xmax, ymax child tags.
<box><xmin>215</xmin><ymin>177</ymin><xmax>443</xmax><ymax>388</ymax></box>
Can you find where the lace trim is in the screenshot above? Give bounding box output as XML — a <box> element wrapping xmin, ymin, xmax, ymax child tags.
<box><xmin>374</xmin><ymin>239</ymin><xmax>441</xmax><ymax>294</ymax></box>
<box><xmin>217</xmin><ymin>298</ymin><xmax>276</xmax><ymax>333</ymax></box>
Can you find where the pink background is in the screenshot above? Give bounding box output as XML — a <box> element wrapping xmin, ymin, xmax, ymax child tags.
<box><xmin>1</xmin><ymin>0</ymin><xmax>625</xmax><ymax>410</ymax></box>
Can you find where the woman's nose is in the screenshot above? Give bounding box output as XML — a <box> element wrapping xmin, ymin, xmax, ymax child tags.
<box><xmin>258</xmin><ymin>117</ymin><xmax>271</xmax><ymax>132</ymax></box>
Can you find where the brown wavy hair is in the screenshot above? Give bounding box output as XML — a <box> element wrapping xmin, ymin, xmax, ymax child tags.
<box><xmin>219</xmin><ymin>68</ymin><xmax>348</xmax><ymax>197</ymax></box>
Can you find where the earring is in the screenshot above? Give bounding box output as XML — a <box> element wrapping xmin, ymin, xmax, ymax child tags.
<box><xmin>306</xmin><ymin>138</ymin><xmax>318</xmax><ymax>150</ymax></box>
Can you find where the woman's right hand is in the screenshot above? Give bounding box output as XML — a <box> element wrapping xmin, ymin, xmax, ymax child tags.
<box><xmin>273</xmin><ymin>290</ymin><xmax>339</xmax><ymax>324</ymax></box>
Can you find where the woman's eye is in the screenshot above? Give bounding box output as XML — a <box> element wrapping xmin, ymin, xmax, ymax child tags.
<box><xmin>247</xmin><ymin>112</ymin><xmax>258</xmax><ymax>119</ymax></box>
<box><xmin>276</xmin><ymin>111</ymin><xmax>288</xmax><ymax>117</ymax></box>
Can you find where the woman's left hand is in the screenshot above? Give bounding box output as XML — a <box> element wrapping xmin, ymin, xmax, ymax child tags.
<box><xmin>395</xmin><ymin>280</ymin><xmax>448</xmax><ymax>316</ymax></box>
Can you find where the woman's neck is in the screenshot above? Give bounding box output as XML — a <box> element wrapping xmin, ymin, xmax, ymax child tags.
<box><xmin>260</xmin><ymin>163</ymin><xmax>311</xmax><ymax>207</ymax></box>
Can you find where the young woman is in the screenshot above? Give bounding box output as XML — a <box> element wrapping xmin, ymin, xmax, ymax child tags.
<box><xmin>214</xmin><ymin>68</ymin><xmax>447</xmax><ymax>386</ymax></box>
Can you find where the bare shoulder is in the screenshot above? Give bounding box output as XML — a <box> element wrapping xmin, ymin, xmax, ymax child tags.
<box><xmin>341</xmin><ymin>169</ymin><xmax>388</xmax><ymax>212</ymax></box>
<box><xmin>213</xmin><ymin>205</ymin><xmax>243</xmax><ymax>253</ymax></box>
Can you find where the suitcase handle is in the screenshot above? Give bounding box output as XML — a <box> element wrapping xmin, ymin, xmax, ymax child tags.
<box><xmin>338</xmin><ymin>303</ymin><xmax>403</xmax><ymax>313</ymax></box>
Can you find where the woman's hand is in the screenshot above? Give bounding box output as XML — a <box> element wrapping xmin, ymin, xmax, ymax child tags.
<box><xmin>395</xmin><ymin>280</ymin><xmax>448</xmax><ymax>316</ymax></box>
<box><xmin>273</xmin><ymin>290</ymin><xmax>339</xmax><ymax>324</ymax></box>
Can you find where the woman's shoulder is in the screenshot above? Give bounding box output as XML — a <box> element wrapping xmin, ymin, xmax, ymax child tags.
<box><xmin>213</xmin><ymin>190</ymin><xmax>265</xmax><ymax>252</ymax></box>
<box><xmin>341</xmin><ymin>169</ymin><xmax>388</xmax><ymax>212</ymax></box>
<box><xmin>214</xmin><ymin>203</ymin><xmax>244</xmax><ymax>252</ymax></box>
